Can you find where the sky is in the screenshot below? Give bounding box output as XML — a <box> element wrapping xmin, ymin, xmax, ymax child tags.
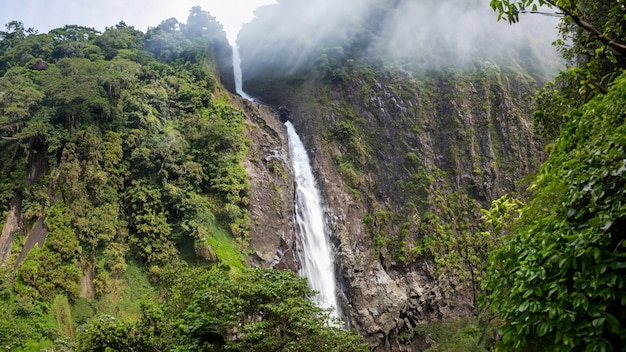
<box><xmin>0</xmin><ymin>0</ymin><xmax>277</xmax><ymax>44</ymax></box>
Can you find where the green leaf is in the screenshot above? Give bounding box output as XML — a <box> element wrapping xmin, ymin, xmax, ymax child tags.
<box><xmin>518</xmin><ymin>301</ymin><xmax>529</xmax><ymax>312</ymax></box>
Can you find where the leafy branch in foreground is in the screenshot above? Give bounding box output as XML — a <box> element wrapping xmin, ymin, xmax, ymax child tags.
<box><xmin>490</xmin><ymin>0</ymin><xmax>626</xmax><ymax>57</ymax></box>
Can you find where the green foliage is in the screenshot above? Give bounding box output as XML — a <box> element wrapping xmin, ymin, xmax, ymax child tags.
<box><xmin>330</xmin><ymin>120</ymin><xmax>357</xmax><ymax>141</ymax></box>
<box><xmin>0</xmin><ymin>67</ymin><xmax>44</xmax><ymax>138</ymax></box>
<box><xmin>71</xmin><ymin>298</ymin><xmax>97</xmax><ymax>328</ymax></box>
<box><xmin>53</xmin><ymin>294</ymin><xmax>74</xmax><ymax>337</ymax></box>
<box><xmin>165</xmin><ymin>184</ymin><xmax>246</xmax><ymax>270</ymax></box>
<box><xmin>415</xmin><ymin>316</ymin><xmax>492</xmax><ymax>352</ymax></box>
<box><xmin>75</xmin><ymin>314</ymin><xmax>157</xmax><ymax>352</ymax></box>
<box><xmin>13</xmin><ymin>201</ymin><xmax>81</xmax><ymax>302</ymax></box>
<box><xmin>485</xmin><ymin>73</ymin><xmax>626</xmax><ymax>351</ymax></box>
<box><xmin>411</xmin><ymin>192</ymin><xmax>488</xmax><ymax>298</ymax></box>
<box><xmin>183</xmin><ymin>95</ymin><xmax>251</xmax><ymax>242</ymax></box>
<box><xmin>0</xmin><ymin>21</ymin><xmax>47</xmax><ymax>73</ymax></box>
<box><xmin>479</xmin><ymin>194</ymin><xmax>524</xmax><ymax>238</ymax></box>
<box><xmin>76</xmin><ymin>266</ymin><xmax>369</xmax><ymax>352</ymax></box>
<box><xmin>45</xmin><ymin>201</ymin><xmax>81</xmax><ymax>262</ymax></box>
<box><xmin>0</xmin><ymin>9</ymin><xmax>251</xmax><ymax>346</ymax></box>
<box><xmin>0</xmin><ymin>268</ymin><xmax>58</xmax><ymax>350</ymax></box>
<box><xmin>492</xmin><ymin>0</ymin><xmax>626</xmax><ymax>137</ymax></box>
<box><xmin>95</xmin><ymin>21</ymin><xmax>144</xmax><ymax>60</ymax></box>
<box><xmin>125</xmin><ymin>179</ymin><xmax>178</xmax><ymax>270</ymax></box>
<box><xmin>95</xmin><ymin>261</ymin><xmax>157</xmax><ymax>321</ymax></box>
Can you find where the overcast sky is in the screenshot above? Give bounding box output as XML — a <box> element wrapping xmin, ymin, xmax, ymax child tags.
<box><xmin>0</xmin><ymin>0</ymin><xmax>276</xmax><ymax>43</ymax></box>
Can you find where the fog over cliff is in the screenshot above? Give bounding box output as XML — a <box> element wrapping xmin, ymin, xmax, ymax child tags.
<box><xmin>238</xmin><ymin>0</ymin><xmax>562</xmax><ymax>79</ymax></box>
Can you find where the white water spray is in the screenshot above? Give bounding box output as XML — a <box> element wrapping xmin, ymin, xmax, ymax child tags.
<box><xmin>231</xmin><ymin>45</ymin><xmax>340</xmax><ymax>318</ymax></box>
<box><xmin>286</xmin><ymin>122</ymin><xmax>340</xmax><ymax>318</ymax></box>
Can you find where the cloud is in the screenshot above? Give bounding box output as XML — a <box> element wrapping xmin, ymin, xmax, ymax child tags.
<box><xmin>369</xmin><ymin>0</ymin><xmax>560</xmax><ymax>69</ymax></box>
<box><xmin>238</xmin><ymin>0</ymin><xmax>562</xmax><ymax>78</ymax></box>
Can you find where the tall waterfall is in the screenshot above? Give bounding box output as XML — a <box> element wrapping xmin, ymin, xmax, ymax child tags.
<box><xmin>232</xmin><ymin>45</ymin><xmax>253</xmax><ymax>101</ymax></box>
<box><xmin>232</xmin><ymin>45</ymin><xmax>340</xmax><ymax>318</ymax></box>
<box><xmin>285</xmin><ymin>122</ymin><xmax>340</xmax><ymax>318</ymax></box>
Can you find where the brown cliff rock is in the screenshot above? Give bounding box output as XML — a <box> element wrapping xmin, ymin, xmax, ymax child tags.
<box><xmin>233</xmin><ymin>96</ymin><xmax>296</xmax><ymax>270</ymax></box>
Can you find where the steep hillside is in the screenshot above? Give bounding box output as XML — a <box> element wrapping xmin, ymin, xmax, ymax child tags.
<box><xmin>0</xmin><ymin>8</ymin><xmax>368</xmax><ymax>350</ymax></box>
<box><xmin>7</xmin><ymin>0</ymin><xmax>621</xmax><ymax>349</ymax></box>
<box><xmin>237</xmin><ymin>0</ymin><xmax>552</xmax><ymax>349</ymax></box>
<box><xmin>243</xmin><ymin>59</ymin><xmax>545</xmax><ymax>350</ymax></box>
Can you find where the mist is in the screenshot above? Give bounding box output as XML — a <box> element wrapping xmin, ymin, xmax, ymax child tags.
<box><xmin>369</xmin><ymin>0</ymin><xmax>561</xmax><ymax>71</ymax></box>
<box><xmin>237</xmin><ymin>0</ymin><xmax>562</xmax><ymax>79</ymax></box>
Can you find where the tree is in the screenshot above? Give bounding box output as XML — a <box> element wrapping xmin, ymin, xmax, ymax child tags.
<box><xmin>491</xmin><ymin>0</ymin><xmax>625</xmax><ymax>105</ymax></box>
<box><xmin>0</xmin><ymin>68</ymin><xmax>45</xmax><ymax>139</ymax></box>
<box><xmin>0</xmin><ymin>268</ymin><xmax>59</xmax><ymax>349</ymax></box>
<box><xmin>95</xmin><ymin>22</ymin><xmax>144</xmax><ymax>60</ymax></box>
<box><xmin>493</xmin><ymin>0</ymin><xmax>626</xmax><ymax>143</ymax></box>
<box><xmin>50</xmin><ymin>25</ymin><xmax>102</xmax><ymax>60</ymax></box>
<box><xmin>76</xmin><ymin>266</ymin><xmax>369</xmax><ymax>352</ymax></box>
<box><xmin>0</xmin><ymin>21</ymin><xmax>52</xmax><ymax>74</ymax></box>
<box><xmin>486</xmin><ymin>5</ymin><xmax>626</xmax><ymax>350</ymax></box>
<box><xmin>490</xmin><ymin>0</ymin><xmax>626</xmax><ymax>57</ymax></box>
<box><xmin>49</xmin><ymin>25</ymin><xmax>100</xmax><ymax>42</ymax></box>
<box><xmin>181</xmin><ymin>6</ymin><xmax>226</xmax><ymax>41</ymax></box>
<box><xmin>124</xmin><ymin>179</ymin><xmax>178</xmax><ymax>270</ymax></box>
<box><xmin>40</xmin><ymin>58</ymin><xmax>111</xmax><ymax>130</ymax></box>
<box><xmin>144</xmin><ymin>18</ymin><xmax>190</xmax><ymax>62</ymax></box>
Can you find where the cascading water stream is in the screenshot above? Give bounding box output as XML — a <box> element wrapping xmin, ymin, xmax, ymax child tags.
<box><xmin>232</xmin><ymin>44</ymin><xmax>340</xmax><ymax>318</ymax></box>
<box><xmin>285</xmin><ymin>122</ymin><xmax>340</xmax><ymax>318</ymax></box>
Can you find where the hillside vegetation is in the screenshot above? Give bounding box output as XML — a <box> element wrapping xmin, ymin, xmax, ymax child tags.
<box><xmin>0</xmin><ymin>7</ymin><xmax>366</xmax><ymax>351</ymax></box>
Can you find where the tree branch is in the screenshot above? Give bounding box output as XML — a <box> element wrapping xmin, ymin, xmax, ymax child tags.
<box><xmin>520</xmin><ymin>11</ymin><xmax>562</xmax><ymax>18</ymax></box>
<box><xmin>544</xmin><ymin>0</ymin><xmax>626</xmax><ymax>57</ymax></box>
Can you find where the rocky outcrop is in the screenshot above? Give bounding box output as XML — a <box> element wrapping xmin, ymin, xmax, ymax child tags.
<box><xmin>30</xmin><ymin>58</ymin><xmax>48</xmax><ymax>71</ymax></box>
<box><xmin>0</xmin><ymin>195</ymin><xmax>20</xmax><ymax>264</ymax></box>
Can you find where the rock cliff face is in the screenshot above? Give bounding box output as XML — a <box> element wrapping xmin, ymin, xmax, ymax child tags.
<box><xmin>232</xmin><ymin>97</ymin><xmax>297</xmax><ymax>270</ymax></box>
<box><xmin>240</xmin><ymin>63</ymin><xmax>546</xmax><ymax>350</ymax></box>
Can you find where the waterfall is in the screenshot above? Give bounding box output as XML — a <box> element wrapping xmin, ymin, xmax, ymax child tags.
<box><xmin>232</xmin><ymin>44</ymin><xmax>340</xmax><ymax>318</ymax></box>
<box><xmin>286</xmin><ymin>122</ymin><xmax>340</xmax><ymax>318</ymax></box>
<box><xmin>232</xmin><ymin>45</ymin><xmax>253</xmax><ymax>101</ymax></box>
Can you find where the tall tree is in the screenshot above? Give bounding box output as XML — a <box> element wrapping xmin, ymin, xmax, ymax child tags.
<box><xmin>0</xmin><ymin>69</ymin><xmax>44</xmax><ymax>140</ymax></box>
<box><xmin>95</xmin><ymin>22</ymin><xmax>144</xmax><ymax>60</ymax></box>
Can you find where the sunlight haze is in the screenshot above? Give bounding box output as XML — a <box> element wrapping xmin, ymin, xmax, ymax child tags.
<box><xmin>0</xmin><ymin>0</ymin><xmax>277</xmax><ymax>43</ymax></box>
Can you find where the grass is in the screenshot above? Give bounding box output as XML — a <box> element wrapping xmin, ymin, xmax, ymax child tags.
<box><xmin>414</xmin><ymin>317</ymin><xmax>489</xmax><ymax>352</ymax></box>
<box><xmin>205</xmin><ymin>223</ymin><xmax>246</xmax><ymax>273</ymax></box>
<box><xmin>96</xmin><ymin>261</ymin><xmax>156</xmax><ymax>320</ymax></box>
